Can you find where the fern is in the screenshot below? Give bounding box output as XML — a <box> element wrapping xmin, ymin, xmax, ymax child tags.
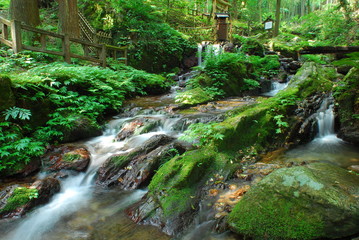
<box><xmin>3</xmin><ymin>107</ymin><xmax>32</xmax><ymax>121</ymax></box>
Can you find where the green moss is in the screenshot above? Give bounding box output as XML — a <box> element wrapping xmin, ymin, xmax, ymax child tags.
<box><xmin>111</xmin><ymin>152</ymin><xmax>137</xmax><ymax>167</ymax></box>
<box><xmin>0</xmin><ymin>187</ymin><xmax>38</xmax><ymax>213</ymax></box>
<box><xmin>175</xmin><ymin>87</ymin><xmax>213</xmax><ymax>106</ymax></box>
<box><xmin>228</xmin><ymin>195</ymin><xmax>325</xmax><ymax>239</ymax></box>
<box><xmin>0</xmin><ymin>75</ymin><xmax>15</xmax><ymax>111</ymax></box>
<box><xmin>148</xmin><ymin>149</ymin><xmax>230</xmax><ymax>217</ymax></box>
<box><xmin>62</xmin><ymin>153</ymin><xmax>81</xmax><ymax>162</ymax></box>
<box><xmin>334</xmin><ymin>67</ymin><xmax>359</xmax><ymax>124</ymax></box>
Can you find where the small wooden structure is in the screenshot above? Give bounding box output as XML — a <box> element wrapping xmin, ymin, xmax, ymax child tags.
<box><xmin>215</xmin><ymin>13</ymin><xmax>229</xmax><ymax>42</ymax></box>
<box><xmin>0</xmin><ymin>16</ymin><xmax>127</xmax><ymax>67</ymax></box>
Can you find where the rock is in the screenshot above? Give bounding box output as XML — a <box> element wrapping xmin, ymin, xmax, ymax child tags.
<box><xmin>348</xmin><ymin>165</ymin><xmax>359</xmax><ymax>173</ymax></box>
<box><xmin>228</xmin><ymin>163</ymin><xmax>359</xmax><ymax>239</ymax></box>
<box><xmin>175</xmin><ymin>87</ymin><xmax>212</xmax><ymax>107</ymax></box>
<box><xmin>335</xmin><ymin>67</ymin><xmax>359</xmax><ymax>145</ymax></box>
<box><xmin>0</xmin><ymin>76</ymin><xmax>15</xmax><ymax>112</ymax></box>
<box><xmin>61</xmin><ymin>114</ymin><xmax>102</xmax><ymax>143</ymax></box>
<box><xmin>0</xmin><ymin>177</ymin><xmax>60</xmax><ymax>218</ymax></box>
<box><xmin>0</xmin><ymin>158</ymin><xmax>41</xmax><ymax>179</ymax></box>
<box><xmin>116</xmin><ymin>117</ymin><xmax>161</xmax><ymax>141</ymax></box>
<box><xmin>97</xmin><ymin>134</ymin><xmax>178</xmax><ymax>189</ymax></box>
<box><xmin>41</xmin><ymin>144</ymin><xmax>91</xmax><ymax>172</ymax></box>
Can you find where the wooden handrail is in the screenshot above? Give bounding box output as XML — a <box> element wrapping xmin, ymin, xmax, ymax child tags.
<box><xmin>0</xmin><ymin>16</ymin><xmax>127</xmax><ymax>67</ymax></box>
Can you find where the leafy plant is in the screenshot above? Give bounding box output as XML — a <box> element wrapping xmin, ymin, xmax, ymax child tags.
<box><xmin>3</xmin><ymin>107</ymin><xmax>32</xmax><ymax>121</ymax></box>
<box><xmin>179</xmin><ymin>123</ymin><xmax>224</xmax><ymax>147</ymax></box>
<box><xmin>273</xmin><ymin>114</ymin><xmax>289</xmax><ymax>134</ymax></box>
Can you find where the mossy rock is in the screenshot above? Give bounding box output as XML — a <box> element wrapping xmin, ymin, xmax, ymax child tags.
<box><xmin>148</xmin><ymin>148</ymin><xmax>230</xmax><ymax>218</ymax></box>
<box><xmin>0</xmin><ymin>75</ymin><xmax>15</xmax><ymax>112</ymax></box>
<box><xmin>228</xmin><ymin>163</ymin><xmax>359</xmax><ymax>239</ymax></box>
<box><xmin>334</xmin><ymin>67</ymin><xmax>359</xmax><ymax>144</ymax></box>
<box><xmin>175</xmin><ymin>87</ymin><xmax>213</xmax><ymax>107</ymax></box>
<box><xmin>61</xmin><ymin>114</ymin><xmax>102</xmax><ymax>143</ymax></box>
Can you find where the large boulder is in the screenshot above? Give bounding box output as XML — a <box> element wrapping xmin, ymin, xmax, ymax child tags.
<box><xmin>97</xmin><ymin>134</ymin><xmax>180</xmax><ymax>189</ymax></box>
<box><xmin>0</xmin><ymin>177</ymin><xmax>60</xmax><ymax>218</ymax></box>
<box><xmin>228</xmin><ymin>163</ymin><xmax>359</xmax><ymax>239</ymax></box>
<box><xmin>61</xmin><ymin>114</ymin><xmax>102</xmax><ymax>143</ymax></box>
<box><xmin>0</xmin><ymin>76</ymin><xmax>15</xmax><ymax>112</ymax></box>
<box><xmin>334</xmin><ymin>67</ymin><xmax>359</xmax><ymax>145</ymax></box>
<box><xmin>41</xmin><ymin>144</ymin><xmax>91</xmax><ymax>172</ymax></box>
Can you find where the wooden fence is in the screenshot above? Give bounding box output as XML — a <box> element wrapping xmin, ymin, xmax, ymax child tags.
<box><xmin>0</xmin><ymin>16</ymin><xmax>127</xmax><ymax>67</ymax></box>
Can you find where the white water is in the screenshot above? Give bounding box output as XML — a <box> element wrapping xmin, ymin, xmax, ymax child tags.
<box><xmin>198</xmin><ymin>44</ymin><xmax>203</xmax><ymax>67</ymax></box>
<box><xmin>263</xmin><ymin>81</ymin><xmax>289</xmax><ymax>97</ymax></box>
<box><xmin>5</xmin><ymin>113</ymin><xmax>181</xmax><ymax>240</ymax></box>
<box><xmin>281</xmin><ymin>98</ymin><xmax>359</xmax><ymax>167</ymax></box>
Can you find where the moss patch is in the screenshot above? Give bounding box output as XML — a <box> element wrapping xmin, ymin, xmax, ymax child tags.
<box><xmin>62</xmin><ymin>153</ymin><xmax>81</xmax><ymax>162</ymax></box>
<box><xmin>175</xmin><ymin>87</ymin><xmax>213</xmax><ymax>106</ymax></box>
<box><xmin>0</xmin><ymin>187</ymin><xmax>38</xmax><ymax>214</ymax></box>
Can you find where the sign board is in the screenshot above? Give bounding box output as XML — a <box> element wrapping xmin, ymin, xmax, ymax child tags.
<box><xmin>264</xmin><ymin>21</ymin><xmax>273</xmax><ymax>30</ymax></box>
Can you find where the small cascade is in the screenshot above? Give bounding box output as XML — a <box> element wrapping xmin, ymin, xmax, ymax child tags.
<box><xmin>316</xmin><ymin>102</ymin><xmax>335</xmax><ymax>138</ymax></box>
<box><xmin>197</xmin><ymin>43</ymin><xmax>203</xmax><ymax>67</ymax></box>
<box><xmin>263</xmin><ymin>81</ymin><xmax>289</xmax><ymax>97</ymax></box>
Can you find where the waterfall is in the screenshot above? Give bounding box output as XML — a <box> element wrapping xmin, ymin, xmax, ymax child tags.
<box><xmin>263</xmin><ymin>81</ymin><xmax>289</xmax><ymax>97</ymax></box>
<box><xmin>314</xmin><ymin>98</ymin><xmax>340</xmax><ymax>144</ymax></box>
<box><xmin>316</xmin><ymin>104</ymin><xmax>335</xmax><ymax>138</ymax></box>
<box><xmin>197</xmin><ymin>43</ymin><xmax>203</xmax><ymax>67</ymax></box>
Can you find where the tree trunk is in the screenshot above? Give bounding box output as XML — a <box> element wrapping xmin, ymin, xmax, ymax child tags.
<box><xmin>258</xmin><ymin>0</ymin><xmax>262</xmax><ymax>23</ymax></box>
<box><xmin>273</xmin><ymin>0</ymin><xmax>281</xmax><ymax>37</ymax></box>
<box><xmin>301</xmin><ymin>0</ymin><xmax>306</xmax><ymax>16</ymax></box>
<box><xmin>58</xmin><ymin>0</ymin><xmax>80</xmax><ymax>38</ymax></box>
<box><xmin>9</xmin><ymin>0</ymin><xmax>40</xmax><ymax>26</ymax></box>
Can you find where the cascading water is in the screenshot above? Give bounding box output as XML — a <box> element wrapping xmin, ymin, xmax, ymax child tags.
<box><xmin>263</xmin><ymin>81</ymin><xmax>289</xmax><ymax>97</ymax></box>
<box><xmin>4</xmin><ymin>112</ymin><xmax>182</xmax><ymax>240</ymax></box>
<box><xmin>279</xmin><ymin>98</ymin><xmax>359</xmax><ymax>167</ymax></box>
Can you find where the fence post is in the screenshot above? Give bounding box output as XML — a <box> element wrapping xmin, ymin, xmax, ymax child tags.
<box><xmin>11</xmin><ymin>20</ymin><xmax>22</xmax><ymax>53</ymax></box>
<box><xmin>63</xmin><ymin>34</ymin><xmax>71</xmax><ymax>64</ymax></box>
<box><xmin>100</xmin><ymin>44</ymin><xmax>106</xmax><ymax>67</ymax></box>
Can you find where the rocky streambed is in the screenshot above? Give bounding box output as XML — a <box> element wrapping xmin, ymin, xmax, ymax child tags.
<box><xmin>1</xmin><ymin>64</ymin><xmax>359</xmax><ymax>240</ymax></box>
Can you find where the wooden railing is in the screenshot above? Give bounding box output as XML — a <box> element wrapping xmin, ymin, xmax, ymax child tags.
<box><xmin>78</xmin><ymin>11</ymin><xmax>112</xmax><ymax>45</ymax></box>
<box><xmin>0</xmin><ymin>16</ymin><xmax>127</xmax><ymax>67</ymax></box>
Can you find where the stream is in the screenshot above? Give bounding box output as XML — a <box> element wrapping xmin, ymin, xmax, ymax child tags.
<box><xmin>1</xmin><ymin>81</ymin><xmax>359</xmax><ymax>240</ymax></box>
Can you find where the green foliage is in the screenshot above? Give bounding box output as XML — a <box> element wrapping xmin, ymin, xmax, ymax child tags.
<box><xmin>0</xmin><ymin>122</ymin><xmax>45</xmax><ymax>172</ymax></box>
<box><xmin>233</xmin><ymin>35</ymin><xmax>265</xmax><ymax>56</ymax></box>
<box><xmin>0</xmin><ymin>58</ymin><xmax>169</xmax><ymax>175</ymax></box>
<box><xmin>332</xmin><ymin>52</ymin><xmax>359</xmax><ymax>68</ymax></box>
<box><xmin>301</xmin><ymin>54</ymin><xmax>329</xmax><ymax>64</ymax></box>
<box><xmin>0</xmin><ymin>187</ymin><xmax>38</xmax><ymax>214</ymax></box>
<box><xmin>179</xmin><ymin>122</ymin><xmax>224</xmax><ymax>147</ymax></box>
<box><xmin>79</xmin><ymin>0</ymin><xmax>197</xmax><ymax>73</ymax></box>
<box><xmin>273</xmin><ymin>114</ymin><xmax>289</xmax><ymax>134</ymax></box>
<box><xmin>3</xmin><ymin>107</ymin><xmax>31</xmax><ymax>121</ymax></box>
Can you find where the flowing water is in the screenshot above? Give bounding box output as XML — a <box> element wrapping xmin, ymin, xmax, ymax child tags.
<box><xmin>263</xmin><ymin>81</ymin><xmax>289</xmax><ymax>97</ymax></box>
<box><xmin>2</xmin><ymin>88</ymin><xmax>359</xmax><ymax>239</ymax></box>
<box><xmin>277</xmin><ymin>99</ymin><xmax>359</xmax><ymax>168</ymax></box>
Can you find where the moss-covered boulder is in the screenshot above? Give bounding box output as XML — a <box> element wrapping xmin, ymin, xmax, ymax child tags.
<box><xmin>0</xmin><ymin>75</ymin><xmax>15</xmax><ymax>112</ymax></box>
<box><xmin>61</xmin><ymin>114</ymin><xmax>102</xmax><ymax>143</ymax></box>
<box><xmin>175</xmin><ymin>87</ymin><xmax>213</xmax><ymax>107</ymax></box>
<box><xmin>228</xmin><ymin>163</ymin><xmax>359</xmax><ymax>239</ymax></box>
<box><xmin>334</xmin><ymin>67</ymin><xmax>359</xmax><ymax>144</ymax></box>
<box><xmin>0</xmin><ymin>177</ymin><xmax>60</xmax><ymax>218</ymax></box>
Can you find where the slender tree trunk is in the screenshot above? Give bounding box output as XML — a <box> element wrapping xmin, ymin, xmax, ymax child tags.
<box><xmin>9</xmin><ymin>0</ymin><xmax>40</xmax><ymax>26</ymax></box>
<box><xmin>258</xmin><ymin>0</ymin><xmax>262</xmax><ymax>23</ymax></box>
<box><xmin>58</xmin><ymin>0</ymin><xmax>80</xmax><ymax>38</ymax></box>
<box><xmin>273</xmin><ymin>0</ymin><xmax>281</xmax><ymax>37</ymax></box>
<box><xmin>301</xmin><ymin>0</ymin><xmax>305</xmax><ymax>16</ymax></box>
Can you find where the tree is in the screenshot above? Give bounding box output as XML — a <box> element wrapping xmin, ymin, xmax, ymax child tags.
<box><xmin>9</xmin><ymin>0</ymin><xmax>40</xmax><ymax>26</ymax></box>
<box><xmin>273</xmin><ymin>0</ymin><xmax>281</xmax><ymax>36</ymax></box>
<box><xmin>58</xmin><ymin>0</ymin><xmax>80</xmax><ymax>38</ymax></box>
